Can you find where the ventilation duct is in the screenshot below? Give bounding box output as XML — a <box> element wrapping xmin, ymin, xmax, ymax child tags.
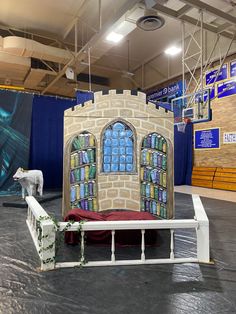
<box><xmin>136</xmin><ymin>8</ymin><xmax>165</xmax><ymax>31</ymax></box>
<box><xmin>1</xmin><ymin>36</ymin><xmax>74</xmax><ymax>64</ymax></box>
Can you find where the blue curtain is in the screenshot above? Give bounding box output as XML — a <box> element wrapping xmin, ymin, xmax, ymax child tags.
<box><xmin>29</xmin><ymin>95</ymin><xmax>76</xmax><ymax>189</ymax></box>
<box><xmin>76</xmin><ymin>91</ymin><xmax>94</xmax><ymax>104</ymax></box>
<box><xmin>174</xmin><ymin>123</ymin><xmax>193</xmax><ymax>185</ymax></box>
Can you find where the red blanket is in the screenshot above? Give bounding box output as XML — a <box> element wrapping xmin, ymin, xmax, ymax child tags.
<box><xmin>64</xmin><ymin>209</ymin><xmax>158</xmax><ymax>245</ymax></box>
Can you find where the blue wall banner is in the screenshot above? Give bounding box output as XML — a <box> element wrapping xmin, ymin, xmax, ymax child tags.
<box><xmin>217</xmin><ymin>80</ymin><xmax>236</xmax><ymax>98</ymax></box>
<box><xmin>147</xmin><ymin>80</ymin><xmax>184</xmax><ymax>102</ymax></box>
<box><xmin>230</xmin><ymin>60</ymin><xmax>236</xmax><ymax>77</ymax></box>
<box><xmin>147</xmin><ymin>80</ymin><xmax>185</xmax><ymax>122</ymax></box>
<box><xmin>194</xmin><ymin>128</ymin><xmax>220</xmax><ymax>150</ymax></box>
<box><xmin>147</xmin><ymin>86</ymin><xmax>168</xmax><ymax>101</ymax></box>
<box><xmin>205</xmin><ymin>64</ymin><xmax>227</xmax><ymax>85</ymax></box>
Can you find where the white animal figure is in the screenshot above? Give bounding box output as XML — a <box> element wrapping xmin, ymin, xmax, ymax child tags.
<box><xmin>13</xmin><ymin>168</ymin><xmax>44</xmax><ymax>199</ymax></box>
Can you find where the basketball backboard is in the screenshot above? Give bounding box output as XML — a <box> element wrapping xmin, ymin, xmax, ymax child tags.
<box><xmin>171</xmin><ymin>89</ymin><xmax>212</xmax><ymax>124</ymax></box>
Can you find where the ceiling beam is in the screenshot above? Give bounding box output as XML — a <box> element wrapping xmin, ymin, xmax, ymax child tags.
<box><xmin>128</xmin><ymin>76</ymin><xmax>140</xmax><ymax>88</ymax></box>
<box><xmin>152</xmin><ymin>3</ymin><xmax>235</xmax><ymax>40</ymax></box>
<box><xmin>179</xmin><ymin>0</ymin><xmax>236</xmax><ymax>26</ymax></box>
<box><xmin>42</xmin><ymin>0</ymin><xmax>141</xmax><ymax>94</ymax></box>
<box><xmin>177</xmin><ymin>4</ymin><xmax>192</xmax><ymax>18</ymax></box>
<box><xmin>63</xmin><ymin>17</ymin><xmax>78</xmax><ymax>40</ymax></box>
<box><xmin>0</xmin><ymin>24</ymin><xmax>61</xmax><ymax>44</ymax></box>
<box><xmin>89</xmin><ymin>63</ymin><xmax>124</xmax><ymax>74</ymax></box>
<box><xmin>0</xmin><ymin>23</ymin><xmax>80</xmax><ymax>51</ymax></box>
<box><xmin>132</xmin><ymin>4</ymin><xmax>236</xmax><ymax>76</ymax></box>
<box><xmin>146</xmin><ymin>63</ymin><xmax>167</xmax><ymax>79</ymax></box>
<box><xmin>132</xmin><ymin>49</ymin><xmax>164</xmax><ymax>73</ymax></box>
<box><xmin>217</xmin><ymin>22</ymin><xmax>232</xmax><ymax>34</ymax></box>
<box><xmin>62</xmin><ymin>0</ymin><xmax>87</xmax><ymax>39</ymax></box>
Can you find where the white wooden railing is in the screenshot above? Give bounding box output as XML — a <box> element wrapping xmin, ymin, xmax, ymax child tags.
<box><xmin>26</xmin><ymin>196</ymin><xmax>56</xmax><ymax>271</ymax></box>
<box><xmin>26</xmin><ymin>195</ymin><xmax>209</xmax><ymax>271</ymax></box>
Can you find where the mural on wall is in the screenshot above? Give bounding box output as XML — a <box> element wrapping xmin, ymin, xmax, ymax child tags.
<box><xmin>0</xmin><ymin>90</ymin><xmax>33</xmax><ymax>195</ymax></box>
<box><xmin>70</xmin><ymin>132</ymin><xmax>97</xmax><ymax>211</ymax></box>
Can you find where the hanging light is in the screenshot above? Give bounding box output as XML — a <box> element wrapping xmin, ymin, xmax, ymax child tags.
<box><xmin>165</xmin><ymin>46</ymin><xmax>181</xmax><ymax>56</ymax></box>
<box><xmin>106</xmin><ymin>32</ymin><xmax>124</xmax><ymax>43</ymax></box>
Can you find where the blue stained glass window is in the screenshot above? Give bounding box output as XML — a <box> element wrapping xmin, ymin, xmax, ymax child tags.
<box><xmin>102</xmin><ymin>122</ymin><xmax>134</xmax><ymax>173</ymax></box>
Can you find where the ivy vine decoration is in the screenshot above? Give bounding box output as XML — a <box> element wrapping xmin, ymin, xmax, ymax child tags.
<box><xmin>77</xmin><ymin>220</ymin><xmax>87</xmax><ymax>266</ymax></box>
<box><xmin>37</xmin><ymin>215</ymin><xmax>53</xmax><ymax>249</ymax></box>
<box><xmin>36</xmin><ymin>215</ymin><xmax>75</xmax><ymax>265</ymax></box>
<box><xmin>36</xmin><ymin>215</ymin><xmax>88</xmax><ymax>267</ymax></box>
<box><xmin>55</xmin><ymin>219</ymin><xmax>75</xmax><ymax>256</ymax></box>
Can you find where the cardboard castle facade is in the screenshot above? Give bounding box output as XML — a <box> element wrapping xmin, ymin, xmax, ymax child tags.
<box><xmin>63</xmin><ymin>90</ymin><xmax>174</xmax><ymax>219</ymax></box>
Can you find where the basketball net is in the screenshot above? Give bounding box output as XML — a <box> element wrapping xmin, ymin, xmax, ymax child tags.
<box><xmin>176</xmin><ymin>117</ymin><xmax>191</xmax><ymax>133</ymax></box>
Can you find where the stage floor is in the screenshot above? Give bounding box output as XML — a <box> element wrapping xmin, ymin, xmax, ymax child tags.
<box><xmin>0</xmin><ymin>193</ymin><xmax>235</xmax><ymax>314</ymax></box>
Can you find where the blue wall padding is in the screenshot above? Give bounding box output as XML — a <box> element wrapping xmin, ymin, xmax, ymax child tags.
<box><xmin>174</xmin><ymin>123</ymin><xmax>193</xmax><ymax>185</ymax></box>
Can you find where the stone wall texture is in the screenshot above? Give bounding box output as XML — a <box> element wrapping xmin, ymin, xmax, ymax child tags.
<box><xmin>63</xmin><ymin>90</ymin><xmax>174</xmax><ymax>215</ymax></box>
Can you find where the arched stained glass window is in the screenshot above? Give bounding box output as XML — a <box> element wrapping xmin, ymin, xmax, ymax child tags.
<box><xmin>102</xmin><ymin>121</ymin><xmax>135</xmax><ymax>173</ymax></box>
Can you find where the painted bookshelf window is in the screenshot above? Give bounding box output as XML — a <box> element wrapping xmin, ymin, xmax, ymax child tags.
<box><xmin>140</xmin><ymin>133</ymin><xmax>168</xmax><ymax>219</ymax></box>
<box><xmin>70</xmin><ymin>131</ymin><xmax>97</xmax><ymax>211</ymax></box>
<box><xmin>102</xmin><ymin>121</ymin><xmax>134</xmax><ymax>173</ymax></box>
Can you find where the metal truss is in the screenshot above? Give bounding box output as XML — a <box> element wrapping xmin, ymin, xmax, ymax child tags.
<box><xmin>182</xmin><ymin>14</ymin><xmax>236</xmax><ymax>98</ymax></box>
<box><xmin>153</xmin><ymin>1</ymin><xmax>236</xmax><ymax>40</ymax></box>
<box><xmin>133</xmin><ymin>0</ymin><xmax>236</xmax><ymax>91</ymax></box>
<box><xmin>182</xmin><ymin>10</ymin><xmax>204</xmax><ymax>96</ymax></box>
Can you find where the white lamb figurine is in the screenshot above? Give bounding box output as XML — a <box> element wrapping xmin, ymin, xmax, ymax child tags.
<box><xmin>13</xmin><ymin>167</ymin><xmax>44</xmax><ymax>199</ymax></box>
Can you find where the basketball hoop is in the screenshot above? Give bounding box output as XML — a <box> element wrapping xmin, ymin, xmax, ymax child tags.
<box><xmin>176</xmin><ymin>122</ymin><xmax>187</xmax><ymax>133</ymax></box>
<box><xmin>183</xmin><ymin>117</ymin><xmax>192</xmax><ymax>124</ymax></box>
<box><xmin>171</xmin><ymin>88</ymin><xmax>211</xmax><ymax>125</ymax></box>
<box><xmin>174</xmin><ymin>116</ymin><xmax>182</xmax><ymax>124</ymax></box>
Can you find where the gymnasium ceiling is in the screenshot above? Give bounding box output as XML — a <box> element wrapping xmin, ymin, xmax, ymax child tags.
<box><xmin>0</xmin><ymin>0</ymin><xmax>236</xmax><ymax>97</ymax></box>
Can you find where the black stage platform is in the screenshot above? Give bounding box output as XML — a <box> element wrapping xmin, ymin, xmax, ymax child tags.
<box><xmin>0</xmin><ymin>192</ymin><xmax>235</xmax><ymax>314</ymax></box>
<box><xmin>2</xmin><ymin>192</ymin><xmax>62</xmax><ymax>208</ymax></box>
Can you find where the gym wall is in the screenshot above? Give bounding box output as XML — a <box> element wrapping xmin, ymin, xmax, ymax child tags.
<box><xmin>148</xmin><ymin>53</ymin><xmax>236</xmax><ymax>169</ymax></box>
<box><xmin>193</xmin><ymin>53</ymin><xmax>236</xmax><ymax>167</ymax></box>
<box><xmin>194</xmin><ymin>92</ymin><xmax>236</xmax><ymax>167</ymax></box>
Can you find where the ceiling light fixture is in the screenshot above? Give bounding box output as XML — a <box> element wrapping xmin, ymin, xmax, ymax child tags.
<box><xmin>106</xmin><ymin>31</ymin><xmax>124</xmax><ymax>43</ymax></box>
<box><xmin>165</xmin><ymin>46</ymin><xmax>181</xmax><ymax>56</ymax></box>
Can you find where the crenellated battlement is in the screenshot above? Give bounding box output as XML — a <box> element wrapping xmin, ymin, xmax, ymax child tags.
<box><xmin>64</xmin><ymin>90</ymin><xmax>173</xmax><ymax>120</ymax></box>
